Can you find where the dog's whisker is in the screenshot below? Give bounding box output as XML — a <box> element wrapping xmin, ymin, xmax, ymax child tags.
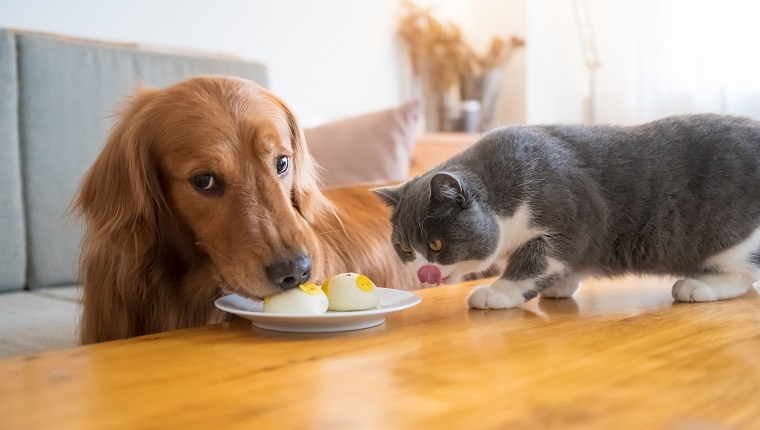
<box><xmin>214</xmin><ymin>267</ymin><xmax>268</xmax><ymax>301</ymax></box>
<box><xmin>317</xmin><ymin>225</ymin><xmax>392</xmax><ymax>237</ymax></box>
<box><xmin>196</xmin><ymin>241</ymin><xmax>235</xmax><ymax>263</ymax></box>
<box><xmin>315</xmin><ymin>229</ymin><xmax>353</xmax><ymax>237</ymax></box>
<box><xmin>214</xmin><ymin>268</ymin><xmax>242</xmax><ymax>289</ymax></box>
<box><xmin>330</xmin><ymin>207</ymin><xmax>348</xmax><ymax>235</ymax></box>
<box><xmin>218</xmin><ymin>277</ymin><xmax>236</xmax><ymax>295</ymax></box>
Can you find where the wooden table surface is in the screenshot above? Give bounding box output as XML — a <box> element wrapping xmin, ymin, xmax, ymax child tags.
<box><xmin>2</xmin><ymin>276</ymin><xmax>759</xmax><ymax>429</ymax></box>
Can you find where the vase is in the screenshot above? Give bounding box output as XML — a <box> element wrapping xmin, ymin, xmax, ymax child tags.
<box><xmin>460</xmin><ymin>67</ymin><xmax>505</xmax><ymax>132</ymax></box>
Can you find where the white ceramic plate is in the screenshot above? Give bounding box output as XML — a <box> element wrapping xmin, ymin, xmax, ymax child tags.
<box><xmin>215</xmin><ymin>288</ymin><xmax>422</xmax><ymax>333</ymax></box>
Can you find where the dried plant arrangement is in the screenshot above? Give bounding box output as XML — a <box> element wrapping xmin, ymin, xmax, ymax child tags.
<box><xmin>398</xmin><ymin>1</ymin><xmax>525</xmax><ymax>131</ymax></box>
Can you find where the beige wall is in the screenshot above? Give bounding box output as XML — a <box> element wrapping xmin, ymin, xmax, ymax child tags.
<box><xmin>0</xmin><ymin>0</ymin><xmax>527</xmax><ymax>126</ymax></box>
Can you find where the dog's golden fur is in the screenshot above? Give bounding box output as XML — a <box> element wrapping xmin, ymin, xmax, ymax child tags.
<box><xmin>75</xmin><ymin>76</ymin><xmax>416</xmax><ymax>344</ymax></box>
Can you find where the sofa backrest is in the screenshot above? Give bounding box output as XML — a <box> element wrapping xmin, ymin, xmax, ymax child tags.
<box><xmin>0</xmin><ymin>29</ymin><xmax>269</xmax><ymax>291</ymax></box>
<box><xmin>0</xmin><ymin>29</ymin><xmax>26</xmax><ymax>292</ymax></box>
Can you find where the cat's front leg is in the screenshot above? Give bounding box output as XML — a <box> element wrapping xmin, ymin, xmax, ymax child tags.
<box><xmin>540</xmin><ymin>275</ymin><xmax>580</xmax><ymax>299</ymax></box>
<box><xmin>467</xmin><ymin>236</ymin><xmax>569</xmax><ymax>309</ymax></box>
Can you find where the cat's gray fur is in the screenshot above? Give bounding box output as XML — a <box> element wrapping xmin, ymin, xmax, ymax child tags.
<box><xmin>374</xmin><ymin>114</ymin><xmax>760</xmax><ymax>309</ymax></box>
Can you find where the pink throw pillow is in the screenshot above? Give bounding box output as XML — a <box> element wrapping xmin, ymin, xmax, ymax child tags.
<box><xmin>304</xmin><ymin>100</ymin><xmax>421</xmax><ymax>189</ymax></box>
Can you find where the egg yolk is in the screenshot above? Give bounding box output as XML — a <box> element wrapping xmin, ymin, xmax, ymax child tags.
<box><xmin>321</xmin><ymin>279</ymin><xmax>330</xmax><ymax>295</ymax></box>
<box><xmin>299</xmin><ymin>282</ymin><xmax>322</xmax><ymax>295</ymax></box>
<box><xmin>355</xmin><ymin>275</ymin><xmax>375</xmax><ymax>292</ymax></box>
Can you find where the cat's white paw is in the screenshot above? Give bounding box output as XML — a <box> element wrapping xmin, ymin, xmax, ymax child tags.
<box><xmin>467</xmin><ymin>284</ymin><xmax>526</xmax><ymax>309</ymax></box>
<box><xmin>672</xmin><ymin>278</ymin><xmax>718</xmax><ymax>302</ymax></box>
<box><xmin>672</xmin><ymin>273</ymin><xmax>755</xmax><ymax>302</ymax></box>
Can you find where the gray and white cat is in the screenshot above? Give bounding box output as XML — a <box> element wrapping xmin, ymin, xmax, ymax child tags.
<box><xmin>373</xmin><ymin>114</ymin><xmax>760</xmax><ymax>309</ymax></box>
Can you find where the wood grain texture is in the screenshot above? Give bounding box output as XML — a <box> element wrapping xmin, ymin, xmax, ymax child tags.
<box><xmin>1</xmin><ymin>276</ymin><xmax>759</xmax><ymax>429</ymax></box>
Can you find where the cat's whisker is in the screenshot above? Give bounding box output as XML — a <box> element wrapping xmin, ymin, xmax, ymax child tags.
<box><xmin>420</xmin><ymin>216</ymin><xmax>433</xmax><ymax>235</ymax></box>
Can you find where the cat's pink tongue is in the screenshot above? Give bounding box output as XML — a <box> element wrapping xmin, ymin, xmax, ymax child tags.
<box><xmin>418</xmin><ymin>265</ymin><xmax>442</xmax><ymax>285</ymax></box>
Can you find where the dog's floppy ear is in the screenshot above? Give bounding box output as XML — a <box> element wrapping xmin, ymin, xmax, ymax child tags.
<box><xmin>75</xmin><ymin>88</ymin><xmax>164</xmax><ymax>255</ymax></box>
<box><xmin>269</xmin><ymin>94</ymin><xmax>334</xmax><ymax>224</ymax></box>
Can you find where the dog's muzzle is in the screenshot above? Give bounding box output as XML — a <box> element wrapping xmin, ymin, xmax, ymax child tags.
<box><xmin>265</xmin><ymin>253</ymin><xmax>312</xmax><ymax>290</ymax></box>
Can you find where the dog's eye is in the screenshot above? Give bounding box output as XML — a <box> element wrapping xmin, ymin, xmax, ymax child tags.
<box><xmin>276</xmin><ymin>156</ymin><xmax>290</xmax><ymax>175</ymax></box>
<box><xmin>428</xmin><ymin>239</ymin><xmax>443</xmax><ymax>252</ymax></box>
<box><xmin>192</xmin><ymin>174</ymin><xmax>219</xmax><ymax>192</ymax></box>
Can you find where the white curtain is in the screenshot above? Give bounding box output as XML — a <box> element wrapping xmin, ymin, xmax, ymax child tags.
<box><xmin>528</xmin><ymin>0</ymin><xmax>760</xmax><ymax>124</ymax></box>
<box><xmin>595</xmin><ymin>0</ymin><xmax>760</xmax><ymax>124</ymax></box>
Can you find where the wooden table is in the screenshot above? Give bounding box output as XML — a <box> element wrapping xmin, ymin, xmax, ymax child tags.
<box><xmin>2</xmin><ymin>277</ymin><xmax>760</xmax><ymax>429</ymax></box>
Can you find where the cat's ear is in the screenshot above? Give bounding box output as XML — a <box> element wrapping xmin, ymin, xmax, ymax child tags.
<box><xmin>430</xmin><ymin>172</ymin><xmax>472</xmax><ymax>209</ymax></box>
<box><xmin>372</xmin><ymin>185</ymin><xmax>402</xmax><ymax>207</ymax></box>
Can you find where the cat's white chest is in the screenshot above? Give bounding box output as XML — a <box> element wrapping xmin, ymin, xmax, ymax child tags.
<box><xmin>495</xmin><ymin>203</ymin><xmax>547</xmax><ymax>257</ymax></box>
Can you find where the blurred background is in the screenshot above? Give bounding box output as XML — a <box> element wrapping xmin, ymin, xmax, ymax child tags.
<box><xmin>2</xmin><ymin>0</ymin><xmax>759</xmax><ymax>130</ymax></box>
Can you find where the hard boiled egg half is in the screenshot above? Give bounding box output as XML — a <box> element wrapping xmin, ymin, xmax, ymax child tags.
<box><xmin>322</xmin><ymin>272</ymin><xmax>380</xmax><ymax>311</ymax></box>
<box><xmin>262</xmin><ymin>282</ymin><xmax>329</xmax><ymax>314</ymax></box>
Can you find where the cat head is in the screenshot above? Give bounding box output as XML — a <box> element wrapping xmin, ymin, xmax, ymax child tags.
<box><xmin>373</xmin><ymin>172</ymin><xmax>501</xmax><ymax>285</ymax></box>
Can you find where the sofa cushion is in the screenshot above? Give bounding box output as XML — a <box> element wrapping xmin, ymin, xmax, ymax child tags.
<box><xmin>305</xmin><ymin>100</ymin><xmax>421</xmax><ymax>189</ymax></box>
<box><xmin>0</xmin><ymin>287</ymin><xmax>81</xmax><ymax>357</ymax></box>
<box><xmin>16</xmin><ymin>31</ymin><xmax>269</xmax><ymax>288</ymax></box>
<box><xmin>0</xmin><ymin>29</ymin><xmax>27</xmax><ymax>292</ymax></box>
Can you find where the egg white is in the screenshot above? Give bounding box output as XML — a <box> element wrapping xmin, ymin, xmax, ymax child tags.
<box><xmin>323</xmin><ymin>272</ymin><xmax>380</xmax><ymax>311</ymax></box>
<box><xmin>263</xmin><ymin>286</ymin><xmax>329</xmax><ymax>314</ymax></box>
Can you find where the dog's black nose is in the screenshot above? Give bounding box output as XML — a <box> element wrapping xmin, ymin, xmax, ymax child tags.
<box><xmin>265</xmin><ymin>254</ymin><xmax>312</xmax><ymax>290</ymax></box>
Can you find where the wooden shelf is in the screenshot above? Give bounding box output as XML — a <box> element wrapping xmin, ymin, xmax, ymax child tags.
<box><xmin>410</xmin><ymin>132</ymin><xmax>481</xmax><ymax>177</ymax></box>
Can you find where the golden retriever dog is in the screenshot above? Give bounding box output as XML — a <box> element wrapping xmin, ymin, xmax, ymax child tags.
<box><xmin>75</xmin><ymin>76</ymin><xmax>417</xmax><ymax>344</ymax></box>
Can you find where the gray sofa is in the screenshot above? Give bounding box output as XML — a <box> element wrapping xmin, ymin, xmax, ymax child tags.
<box><xmin>0</xmin><ymin>29</ymin><xmax>268</xmax><ymax>356</ymax></box>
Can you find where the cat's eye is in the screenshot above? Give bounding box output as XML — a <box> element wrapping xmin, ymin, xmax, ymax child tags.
<box><xmin>192</xmin><ymin>174</ymin><xmax>221</xmax><ymax>193</ymax></box>
<box><xmin>428</xmin><ymin>239</ymin><xmax>443</xmax><ymax>252</ymax></box>
<box><xmin>398</xmin><ymin>243</ymin><xmax>413</xmax><ymax>254</ymax></box>
<box><xmin>276</xmin><ymin>156</ymin><xmax>290</xmax><ymax>175</ymax></box>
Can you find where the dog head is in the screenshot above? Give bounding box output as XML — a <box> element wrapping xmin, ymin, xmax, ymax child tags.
<box><xmin>77</xmin><ymin>77</ymin><xmax>334</xmax><ymax>299</ymax></box>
